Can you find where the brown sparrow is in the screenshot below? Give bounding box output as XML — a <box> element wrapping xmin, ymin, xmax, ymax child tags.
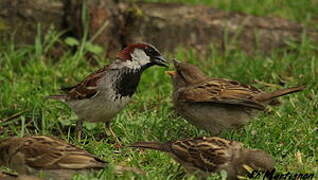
<box><xmin>129</xmin><ymin>137</ymin><xmax>275</xmax><ymax>180</ymax></box>
<box><xmin>166</xmin><ymin>60</ymin><xmax>304</xmax><ymax>135</ymax></box>
<box><xmin>0</xmin><ymin>136</ymin><xmax>144</xmax><ymax>180</ymax></box>
<box><xmin>48</xmin><ymin>43</ymin><xmax>168</xmax><ymax>140</ymax></box>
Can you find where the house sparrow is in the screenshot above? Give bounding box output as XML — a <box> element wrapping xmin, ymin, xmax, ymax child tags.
<box><xmin>0</xmin><ymin>172</ymin><xmax>42</xmax><ymax>180</ymax></box>
<box><xmin>0</xmin><ymin>136</ymin><xmax>144</xmax><ymax>180</ymax></box>
<box><xmin>129</xmin><ymin>137</ymin><xmax>275</xmax><ymax>180</ymax></box>
<box><xmin>48</xmin><ymin>43</ymin><xmax>168</xmax><ymax>140</ymax></box>
<box><xmin>166</xmin><ymin>60</ymin><xmax>304</xmax><ymax>134</ymax></box>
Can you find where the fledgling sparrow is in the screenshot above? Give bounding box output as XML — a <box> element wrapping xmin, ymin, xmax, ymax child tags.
<box><xmin>129</xmin><ymin>137</ymin><xmax>275</xmax><ymax>180</ymax></box>
<box><xmin>48</xmin><ymin>43</ymin><xmax>168</xmax><ymax>140</ymax></box>
<box><xmin>0</xmin><ymin>136</ymin><xmax>144</xmax><ymax>180</ymax></box>
<box><xmin>167</xmin><ymin>60</ymin><xmax>304</xmax><ymax>135</ymax></box>
<box><xmin>0</xmin><ymin>171</ymin><xmax>42</xmax><ymax>180</ymax></box>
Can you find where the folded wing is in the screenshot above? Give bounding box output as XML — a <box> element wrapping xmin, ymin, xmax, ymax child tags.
<box><xmin>177</xmin><ymin>79</ymin><xmax>265</xmax><ymax>110</ymax></box>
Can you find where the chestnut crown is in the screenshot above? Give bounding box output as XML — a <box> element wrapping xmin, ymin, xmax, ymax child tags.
<box><xmin>116</xmin><ymin>43</ymin><xmax>168</xmax><ymax>69</ymax></box>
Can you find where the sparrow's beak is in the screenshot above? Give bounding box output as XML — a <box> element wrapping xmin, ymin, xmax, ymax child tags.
<box><xmin>165</xmin><ymin>71</ymin><xmax>177</xmax><ymax>77</ymax></box>
<box><xmin>153</xmin><ymin>56</ymin><xmax>169</xmax><ymax>67</ymax></box>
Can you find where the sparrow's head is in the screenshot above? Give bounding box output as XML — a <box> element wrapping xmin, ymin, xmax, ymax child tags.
<box><xmin>239</xmin><ymin>149</ymin><xmax>275</xmax><ymax>173</ymax></box>
<box><xmin>116</xmin><ymin>43</ymin><xmax>168</xmax><ymax>70</ymax></box>
<box><xmin>166</xmin><ymin>60</ymin><xmax>207</xmax><ymax>88</ymax></box>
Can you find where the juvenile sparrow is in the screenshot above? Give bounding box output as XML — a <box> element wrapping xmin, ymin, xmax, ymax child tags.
<box><xmin>0</xmin><ymin>136</ymin><xmax>144</xmax><ymax>180</ymax></box>
<box><xmin>167</xmin><ymin>60</ymin><xmax>304</xmax><ymax>134</ymax></box>
<box><xmin>48</xmin><ymin>43</ymin><xmax>168</xmax><ymax>140</ymax></box>
<box><xmin>129</xmin><ymin>137</ymin><xmax>275</xmax><ymax>180</ymax></box>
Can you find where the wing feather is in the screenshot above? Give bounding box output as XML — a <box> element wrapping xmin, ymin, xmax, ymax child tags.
<box><xmin>20</xmin><ymin>136</ymin><xmax>106</xmax><ymax>169</ymax></box>
<box><xmin>177</xmin><ymin>79</ymin><xmax>266</xmax><ymax>110</ymax></box>
<box><xmin>61</xmin><ymin>65</ymin><xmax>109</xmax><ymax>100</ymax></box>
<box><xmin>171</xmin><ymin>137</ymin><xmax>233</xmax><ymax>172</ymax></box>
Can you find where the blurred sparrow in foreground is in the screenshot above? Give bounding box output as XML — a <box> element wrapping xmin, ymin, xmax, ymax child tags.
<box><xmin>129</xmin><ymin>137</ymin><xmax>274</xmax><ymax>180</ymax></box>
<box><xmin>48</xmin><ymin>43</ymin><xmax>168</xmax><ymax>140</ymax></box>
<box><xmin>166</xmin><ymin>60</ymin><xmax>304</xmax><ymax>134</ymax></box>
<box><xmin>0</xmin><ymin>136</ymin><xmax>144</xmax><ymax>180</ymax></box>
<box><xmin>0</xmin><ymin>172</ymin><xmax>42</xmax><ymax>180</ymax></box>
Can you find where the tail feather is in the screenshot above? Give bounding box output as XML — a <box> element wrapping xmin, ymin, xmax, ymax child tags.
<box><xmin>128</xmin><ymin>141</ymin><xmax>170</xmax><ymax>152</ymax></box>
<box><xmin>256</xmin><ymin>86</ymin><xmax>305</xmax><ymax>102</ymax></box>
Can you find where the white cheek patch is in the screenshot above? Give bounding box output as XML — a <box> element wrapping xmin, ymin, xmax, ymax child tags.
<box><xmin>121</xmin><ymin>49</ymin><xmax>151</xmax><ymax>69</ymax></box>
<box><xmin>132</xmin><ymin>48</ymin><xmax>151</xmax><ymax>65</ymax></box>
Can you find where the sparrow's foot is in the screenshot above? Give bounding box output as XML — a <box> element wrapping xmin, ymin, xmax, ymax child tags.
<box><xmin>105</xmin><ymin>122</ymin><xmax>121</xmax><ymax>146</ymax></box>
<box><xmin>75</xmin><ymin>119</ymin><xmax>83</xmax><ymax>140</ymax></box>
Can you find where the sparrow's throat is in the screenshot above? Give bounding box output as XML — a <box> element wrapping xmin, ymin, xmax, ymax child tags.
<box><xmin>114</xmin><ymin>69</ymin><xmax>142</xmax><ymax>98</ymax></box>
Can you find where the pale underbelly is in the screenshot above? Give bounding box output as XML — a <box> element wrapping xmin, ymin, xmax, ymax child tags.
<box><xmin>67</xmin><ymin>95</ymin><xmax>131</xmax><ymax>123</ymax></box>
<box><xmin>176</xmin><ymin>103</ymin><xmax>258</xmax><ymax>134</ymax></box>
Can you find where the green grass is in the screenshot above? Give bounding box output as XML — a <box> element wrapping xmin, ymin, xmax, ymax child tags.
<box><xmin>1</xmin><ymin>1</ymin><xmax>318</xmax><ymax>179</ymax></box>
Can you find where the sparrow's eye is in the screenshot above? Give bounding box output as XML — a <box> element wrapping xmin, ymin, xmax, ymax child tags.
<box><xmin>145</xmin><ymin>47</ymin><xmax>160</xmax><ymax>57</ymax></box>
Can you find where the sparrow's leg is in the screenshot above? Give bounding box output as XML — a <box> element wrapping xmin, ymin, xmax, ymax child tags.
<box><xmin>105</xmin><ymin>122</ymin><xmax>121</xmax><ymax>145</ymax></box>
<box><xmin>75</xmin><ymin>119</ymin><xmax>83</xmax><ymax>140</ymax></box>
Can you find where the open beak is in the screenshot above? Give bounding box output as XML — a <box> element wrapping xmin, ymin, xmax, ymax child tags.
<box><xmin>165</xmin><ymin>71</ymin><xmax>176</xmax><ymax>77</ymax></box>
<box><xmin>153</xmin><ymin>56</ymin><xmax>169</xmax><ymax>67</ymax></box>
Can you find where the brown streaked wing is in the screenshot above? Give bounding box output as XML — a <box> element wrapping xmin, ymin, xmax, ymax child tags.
<box><xmin>178</xmin><ymin>79</ymin><xmax>265</xmax><ymax>110</ymax></box>
<box><xmin>21</xmin><ymin>136</ymin><xmax>106</xmax><ymax>169</ymax></box>
<box><xmin>196</xmin><ymin>137</ymin><xmax>232</xmax><ymax>171</ymax></box>
<box><xmin>171</xmin><ymin>139</ymin><xmax>201</xmax><ymax>163</ymax></box>
<box><xmin>62</xmin><ymin>65</ymin><xmax>110</xmax><ymax>100</ymax></box>
<box><xmin>171</xmin><ymin>137</ymin><xmax>232</xmax><ymax>172</ymax></box>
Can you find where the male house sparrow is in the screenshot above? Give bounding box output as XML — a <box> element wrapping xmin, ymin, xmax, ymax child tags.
<box><xmin>48</xmin><ymin>43</ymin><xmax>168</xmax><ymax>139</ymax></box>
<box><xmin>167</xmin><ymin>60</ymin><xmax>304</xmax><ymax>134</ymax></box>
<box><xmin>129</xmin><ymin>137</ymin><xmax>275</xmax><ymax>180</ymax></box>
<box><xmin>0</xmin><ymin>136</ymin><xmax>144</xmax><ymax>180</ymax></box>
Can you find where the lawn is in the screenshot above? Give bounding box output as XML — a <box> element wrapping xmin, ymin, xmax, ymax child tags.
<box><xmin>0</xmin><ymin>0</ymin><xmax>317</xmax><ymax>179</ymax></box>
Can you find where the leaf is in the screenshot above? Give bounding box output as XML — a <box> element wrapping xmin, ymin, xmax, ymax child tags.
<box><xmin>84</xmin><ymin>122</ymin><xmax>98</xmax><ymax>130</ymax></box>
<box><xmin>64</xmin><ymin>37</ymin><xmax>80</xmax><ymax>47</ymax></box>
<box><xmin>84</xmin><ymin>42</ymin><xmax>104</xmax><ymax>55</ymax></box>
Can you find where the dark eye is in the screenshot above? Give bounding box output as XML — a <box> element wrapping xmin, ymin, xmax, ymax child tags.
<box><xmin>145</xmin><ymin>47</ymin><xmax>160</xmax><ymax>57</ymax></box>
